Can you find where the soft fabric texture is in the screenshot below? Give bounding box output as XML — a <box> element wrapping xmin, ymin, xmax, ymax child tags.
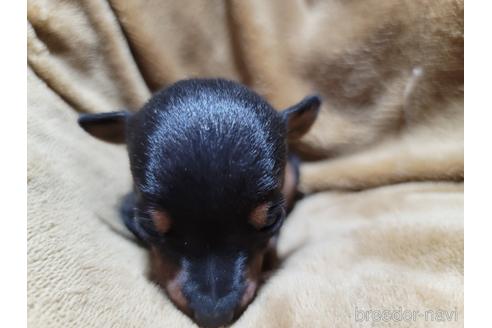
<box><xmin>27</xmin><ymin>0</ymin><xmax>463</xmax><ymax>327</ymax></box>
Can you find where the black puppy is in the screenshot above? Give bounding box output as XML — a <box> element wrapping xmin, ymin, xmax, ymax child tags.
<box><xmin>78</xmin><ymin>79</ymin><xmax>320</xmax><ymax>328</ymax></box>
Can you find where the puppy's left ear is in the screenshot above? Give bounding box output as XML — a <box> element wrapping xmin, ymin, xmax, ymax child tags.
<box><xmin>282</xmin><ymin>95</ymin><xmax>321</xmax><ymax>139</ymax></box>
<box><xmin>78</xmin><ymin>111</ymin><xmax>131</xmax><ymax>144</ymax></box>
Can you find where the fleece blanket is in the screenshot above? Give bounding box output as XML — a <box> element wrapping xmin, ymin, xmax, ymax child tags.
<box><xmin>27</xmin><ymin>0</ymin><xmax>463</xmax><ymax>327</ymax></box>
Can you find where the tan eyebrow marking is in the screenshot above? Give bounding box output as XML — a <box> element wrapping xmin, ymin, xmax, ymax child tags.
<box><xmin>249</xmin><ymin>203</ymin><xmax>270</xmax><ymax>229</ymax></box>
<box><xmin>151</xmin><ymin>210</ymin><xmax>171</xmax><ymax>233</ymax></box>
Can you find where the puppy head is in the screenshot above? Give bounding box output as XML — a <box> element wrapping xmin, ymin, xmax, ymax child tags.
<box><xmin>79</xmin><ymin>79</ymin><xmax>320</xmax><ymax>327</ymax></box>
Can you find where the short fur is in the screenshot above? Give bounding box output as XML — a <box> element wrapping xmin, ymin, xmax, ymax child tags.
<box><xmin>28</xmin><ymin>0</ymin><xmax>463</xmax><ymax>327</ymax></box>
<box><xmin>78</xmin><ymin>78</ymin><xmax>320</xmax><ymax>328</ymax></box>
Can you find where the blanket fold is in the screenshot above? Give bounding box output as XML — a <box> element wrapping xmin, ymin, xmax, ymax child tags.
<box><xmin>27</xmin><ymin>0</ymin><xmax>464</xmax><ymax>326</ymax></box>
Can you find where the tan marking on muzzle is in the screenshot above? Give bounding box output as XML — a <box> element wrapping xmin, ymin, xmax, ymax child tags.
<box><xmin>240</xmin><ymin>252</ymin><xmax>263</xmax><ymax>308</ymax></box>
<box><xmin>240</xmin><ymin>280</ymin><xmax>258</xmax><ymax>307</ymax></box>
<box><xmin>149</xmin><ymin>246</ymin><xmax>191</xmax><ymax>315</ymax></box>
<box><xmin>165</xmin><ymin>272</ymin><xmax>189</xmax><ymax>311</ymax></box>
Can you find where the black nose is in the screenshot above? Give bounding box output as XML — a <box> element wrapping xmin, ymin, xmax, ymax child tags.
<box><xmin>193</xmin><ymin>308</ymin><xmax>235</xmax><ymax>328</ymax></box>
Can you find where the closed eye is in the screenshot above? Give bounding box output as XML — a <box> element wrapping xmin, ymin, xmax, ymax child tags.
<box><xmin>132</xmin><ymin>207</ymin><xmax>169</xmax><ymax>241</ymax></box>
<box><xmin>259</xmin><ymin>207</ymin><xmax>285</xmax><ymax>234</ymax></box>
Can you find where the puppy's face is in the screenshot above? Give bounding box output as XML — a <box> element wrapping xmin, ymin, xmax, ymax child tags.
<box><xmin>140</xmin><ymin>190</ymin><xmax>284</xmax><ymax>326</ymax></box>
<box><xmin>79</xmin><ymin>79</ymin><xmax>320</xmax><ymax>328</ymax></box>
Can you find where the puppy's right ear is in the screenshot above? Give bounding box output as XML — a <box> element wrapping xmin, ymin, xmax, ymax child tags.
<box><xmin>78</xmin><ymin>111</ymin><xmax>130</xmax><ymax>144</ymax></box>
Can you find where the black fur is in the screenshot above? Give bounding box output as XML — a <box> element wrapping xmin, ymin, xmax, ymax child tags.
<box><xmin>127</xmin><ymin>80</ymin><xmax>287</xmax><ymax>327</ymax></box>
<box><xmin>78</xmin><ymin>78</ymin><xmax>320</xmax><ymax>328</ymax></box>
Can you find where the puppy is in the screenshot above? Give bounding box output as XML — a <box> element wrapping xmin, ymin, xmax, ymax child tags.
<box><xmin>78</xmin><ymin>79</ymin><xmax>320</xmax><ymax>328</ymax></box>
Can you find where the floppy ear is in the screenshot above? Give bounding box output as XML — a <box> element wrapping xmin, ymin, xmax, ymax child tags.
<box><xmin>78</xmin><ymin>111</ymin><xmax>130</xmax><ymax>144</ymax></box>
<box><xmin>282</xmin><ymin>95</ymin><xmax>321</xmax><ymax>139</ymax></box>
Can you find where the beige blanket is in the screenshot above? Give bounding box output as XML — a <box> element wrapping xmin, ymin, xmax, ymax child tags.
<box><xmin>27</xmin><ymin>0</ymin><xmax>463</xmax><ymax>327</ymax></box>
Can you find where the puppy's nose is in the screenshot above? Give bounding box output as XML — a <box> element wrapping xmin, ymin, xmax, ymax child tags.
<box><xmin>193</xmin><ymin>308</ymin><xmax>234</xmax><ymax>328</ymax></box>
